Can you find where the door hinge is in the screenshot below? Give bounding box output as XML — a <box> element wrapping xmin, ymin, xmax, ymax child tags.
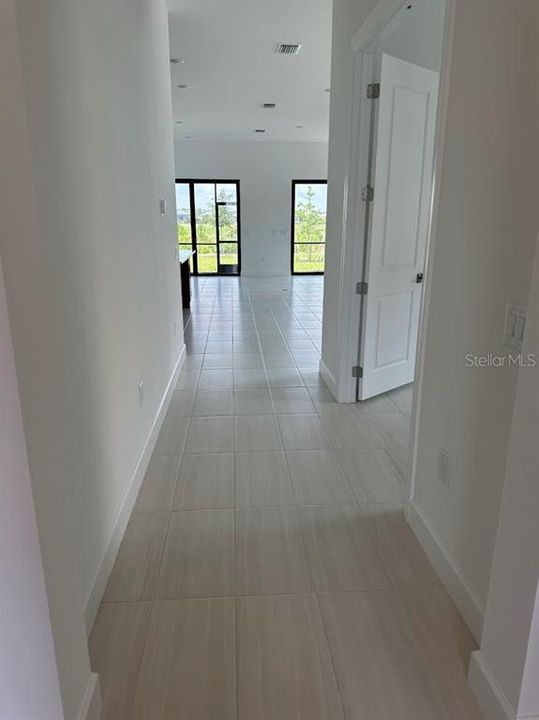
<box><xmin>356</xmin><ymin>281</ymin><xmax>368</xmax><ymax>295</ymax></box>
<box><xmin>361</xmin><ymin>185</ymin><xmax>374</xmax><ymax>202</ymax></box>
<box><xmin>352</xmin><ymin>365</ymin><xmax>364</xmax><ymax>379</ymax></box>
<box><xmin>366</xmin><ymin>82</ymin><xmax>380</xmax><ymax>99</ymax></box>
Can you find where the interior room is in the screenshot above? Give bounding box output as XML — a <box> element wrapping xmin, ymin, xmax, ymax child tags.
<box><xmin>1</xmin><ymin>2</ymin><xmax>537</xmax><ymax>720</ymax></box>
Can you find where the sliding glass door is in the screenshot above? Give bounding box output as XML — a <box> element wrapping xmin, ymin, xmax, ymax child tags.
<box><xmin>291</xmin><ymin>180</ymin><xmax>327</xmax><ymax>274</ymax></box>
<box><xmin>175</xmin><ymin>179</ymin><xmax>241</xmax><ymax>275</ymax></box>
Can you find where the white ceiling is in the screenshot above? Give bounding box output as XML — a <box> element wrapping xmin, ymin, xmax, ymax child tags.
<box><xmin>166</xmin><ymin>0</ymin><xmax>332</xmax><ymax>143</ymax></box>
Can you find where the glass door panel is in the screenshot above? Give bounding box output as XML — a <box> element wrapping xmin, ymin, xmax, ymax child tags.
<box><xmin>293</xmin><ymin>243</ymin><xmax>326</xmax><ymax>274</ymax></box>
<box><xmin>175</xmin><ymin>179</ymin><xmax>241</xmax><ymax>276</ymax></box>
<box><xmin>194</xmin><ymin>183</ymin><xmax>218</xmax><ymax>274</ymax></box>
<box><xmin>217</xmin><ymin>201</ymin><xmax>239</xmax><ymax>274</ymax></box>
<box><xmin>291</xmin><ymin>181</ymin><xmax>327</xmax><ymax>274</ymax></box>
<box><xmin>175</xmin><ymin>182</ymin><xmax>193</xmax><ymax>268</ymax></box>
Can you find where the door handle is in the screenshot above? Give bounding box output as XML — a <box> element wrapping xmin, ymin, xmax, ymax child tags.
<box><xmin>416</xmin><ymin>273</ymin><xmax>423</xmax><ymax>284</ymax></box>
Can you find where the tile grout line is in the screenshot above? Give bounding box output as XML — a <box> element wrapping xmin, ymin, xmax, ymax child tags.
<box><xmin>292</xmin><ymin>457</ymin><xmax>351</xmax><ymax>720</ymax></box>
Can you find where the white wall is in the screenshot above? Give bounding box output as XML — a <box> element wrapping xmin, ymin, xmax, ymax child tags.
<box><xmin>519</xmin><ymin>594</ymin><xmax>539</xmax><ymax>717</ymax></box>
<box><xmin>1</xmin><ymin>2</ymin><xmax>96</xmax><ymax>716</ymax></box>
<box><xmin>0</xmin><ymin>255</ymin><xmax>65</xmax><ymax>719</ymax></box>
<box><xmin>321</xmin><ymin>0</ymin><xmax>378</xmax><ymax>382</ymax></box>
<box><xmin>1</xmin><ymin>0</ymin><xmax>182</xmax><ymax>714</ymax></box>
<box><xmin>176</xmin><ymin>140</ymin><xmax>328</xmax><ymax>276</ymax></box>
<box><xmin>412</xmin><ymin>0</ymin><xmax>539</xmax><ymax>628</ymax></box>
<box><xmin>375</xmin><ymin>0</ymin><xmax>446</xmax><ymax>71</ymax></box>
<box><xmin>469</xmin><ymin>234</ymin><xmax>539</xmax><ymax>719</ymax></box>
<box><xmin>323</xmin><ymin>0</ymin><xmax>539</xmax><ymax>645</ymax></box>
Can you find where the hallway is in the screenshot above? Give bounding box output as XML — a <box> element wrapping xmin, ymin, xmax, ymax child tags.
<box><xmin>89</xmin><ymin>276</ymin><xmax>482</xmax><ymax>720</ymax></box>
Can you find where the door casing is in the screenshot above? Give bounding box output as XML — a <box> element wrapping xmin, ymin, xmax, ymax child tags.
<box><xmin>326</xmin><ymin>0</ymin><xmax>457</xmax><ymax>509</ymax></box>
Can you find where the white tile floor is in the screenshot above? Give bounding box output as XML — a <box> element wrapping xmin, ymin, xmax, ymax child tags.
<box><xmin>90</xmin><ymin>275</ymin><xmax>483</xmax><ymax>720</ymax></box>
<box><xmin>180</xmin><ymin>274</ymin><xmax>411</xmax><ymax>486</ymax></box>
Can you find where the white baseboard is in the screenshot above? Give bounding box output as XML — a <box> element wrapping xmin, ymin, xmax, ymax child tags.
<box><xmin>407</xmin><ymin>500</ymin><xmax>485</xmax><ymax>642</ymax></box>
<box><xmin>77</xmin><ymin>673</ymin><xmax>102</xmax><ymax>720</ymax></box>
<box><xmin>84</xmin><ymin>346</ymin><xmax>185</xmax><ymax>633</ymax></box>
<box><xmin>319</xmin><ymin>358</ymin><xmax>337</xmax><ymax>397</ymax></box>
<box><xmin>468</xmin><ymin>651</ymin><xmax>517</xmax><ymax>720</ymax></box>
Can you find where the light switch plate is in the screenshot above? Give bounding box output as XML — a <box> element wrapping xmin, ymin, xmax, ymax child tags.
<box><xmin>503</xmin><ymin>302</ymin><xmax>526</xmax><ymax>350</ymax></box>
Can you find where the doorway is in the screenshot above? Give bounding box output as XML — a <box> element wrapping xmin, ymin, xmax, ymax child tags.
<box><xmin>356</xmin><ymin>52</ymin><xmax>439</xmax><ymax>400</ymax></box>
<box><xmin>291</xmin><ymin>180</ymin><xmax>328</xmax><ymax>275</ymax></box>
<box><xmin>331</xmin><ymin>0</ymin><xmax>448</xmax><ymax>406</ymax></box>
<box><xmin>175</xmin><ymin>179</ymin><xmax>241</xmax><ymax>275</ymax></box>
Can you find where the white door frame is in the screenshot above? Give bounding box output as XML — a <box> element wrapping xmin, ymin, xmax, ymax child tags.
<box><xmin>332</xmin><ymin>0</ymin><xmax>457</xmax><ymax>508</ymax></box>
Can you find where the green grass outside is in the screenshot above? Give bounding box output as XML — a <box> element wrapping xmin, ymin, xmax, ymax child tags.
<box><xmin>178</xmin><ymin>222</ymin><xmax>325</xmax><ymax>274</ymax></box>
<box><xmin>294</xmin><ymin>261</ymin><xmax>324</xmax><ymax>273</ymax></box>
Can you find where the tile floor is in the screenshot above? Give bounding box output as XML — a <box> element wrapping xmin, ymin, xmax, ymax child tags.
<box><xmin>90</xmin><ymin>275</ymin><xmax>483</xmax><ymax>720</ymax></box>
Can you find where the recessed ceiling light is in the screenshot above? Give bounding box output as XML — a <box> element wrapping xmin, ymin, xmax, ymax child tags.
<box><xmin>176</xmin><ymin>120</ymin><xmax>184</xmax><ymax>124</ymax></box>
<box><xmin>254</xmin><ymin>129</ymin><xmax>266</xmax><ymax>134</ymax></box>
<box><xmin>262</xmin><ymin>102</ymin><xmax>277</xmax><ymax>109</ymax></box>
<box><xmin>296</xmin><ymin>125</ymin><xmax>304</xmax><ymax>129</ymax></box>
<box><xmin>184</xmin><ymin>135</ymin><xmax>192</xmax><ymax>139</ymax></box>
<box><xmin>324</xmin><ymin>87</ymin><xmax>330</xmax><ymax>93</ymax></box>
<box><xmin>177</xmin><ymin>83</ymin><xmax>191</xmax><ymax>89</ymax></box>
<box><xmin>170</xmin><ymin>58</ymin><xmax>184</xmax><ymax>65</ymax></box>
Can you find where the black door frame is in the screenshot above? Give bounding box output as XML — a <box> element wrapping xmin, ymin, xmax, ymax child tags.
<box><xmin>175</xmin><ymin>178</ymin><xmax>241</xmax><ymax>276</ymax></box>
<box><xmin>290</xmin><ymin>179</ymin><xmax>327</xmax><ymax>275</ymax></box>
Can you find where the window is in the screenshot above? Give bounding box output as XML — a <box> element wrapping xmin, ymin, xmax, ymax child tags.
<box><xmin>175</xmin><ymin>180</ymin><xmax>241</xmax><ymax>275</ymax></box>
<box><xmin>291</xmin><ymin>180</ymin><xmax>327</xmax><ymax>274</ymax></box>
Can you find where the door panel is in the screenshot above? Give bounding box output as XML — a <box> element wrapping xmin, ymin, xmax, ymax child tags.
<box><xmin>375</xmin><ymin>292</ymin><xmax>414</xmax><ymax>367</ymax></box>
<box><xmin>382</xmin><ymin>87</ymin><xmax>429</xmax><ymax>268</ymax></box>
<box><xmin>358</xmin><ymin>54</ymin><xmax>439</xmax><ymax>399</ymax></box>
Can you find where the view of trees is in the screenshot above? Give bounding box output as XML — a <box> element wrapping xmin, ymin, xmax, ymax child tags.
<box><xmin>177</xmin><ymin>184</ymin><xmax>238</xmax><ymax>273</ymax></box>
<box><xmin>293</xmin><ymin>183</ymin><xmax>327</xmax><ymax>273</ymax></box>
<box><xmin>177</xmin><ymin>181</ymin><xmax>326</xmax><ymax>275</ymax></box>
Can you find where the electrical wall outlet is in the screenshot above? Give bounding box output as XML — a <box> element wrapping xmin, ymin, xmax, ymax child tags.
<box><xmin>438</xmin><ymin>447</ymin><xmax>450</xmax><ymax>486</ymax></box>
<box><xmin>504</xmin><ymin>302</ymin><xmax>526</xmax><ymax>350</ymax></box>
<box><xmin>138</xmin><ymin>381</ymin><xmax>144</xmax><ymax>407</ymax></box>
<box><xmin>159</xmin><ymin>198</ymin><xmax>167</xmax><ymax>215</ymax></box>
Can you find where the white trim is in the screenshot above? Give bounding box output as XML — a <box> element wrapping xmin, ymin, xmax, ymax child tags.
<box><xmin>319</xmin><ymin>358</ymin><xmax>338</xmax><ymax>397</ymax></box>
<box><xmin>407</xmin><ymin>0</ymin><xmax>457</xmax><ymax>505</ymax></box>
<box><xmin>337</xmin><ymin>0</ymin><xmax>406</xmax><ymax>403</ymax></box>
<box><xmin>77</xmin><ymin>673</ymin><xmax>102</xmax><ymax>720</ymax></box>
<box><xmin>83</xmin><ymin>346</ymin><xmax>185</xmax><ymax>633</ymax></box>
<box><xmin>352</xmin><ymin>0</ymin><xmax>406</xmax><ymax>52</ymax></box>
<box><xmin>468</xmin><ymin>651</ymin><xmax>517</xmax><ymax>720</ymax></box>
<box><xmin>334</xmin><ymin>47</ymin><xmax>374</xmax><ymax>403</ymax></box>
<box><xmin>408</xmin><ymin>501</ymin><xmax>485</xmax><ymax>642</ymax></box>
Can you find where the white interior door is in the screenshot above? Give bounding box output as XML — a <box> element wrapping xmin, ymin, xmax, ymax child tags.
<box><xmin>358</xmin><ymin>53</ymin><xmax>439</xmax><ymax>400</ymax></box>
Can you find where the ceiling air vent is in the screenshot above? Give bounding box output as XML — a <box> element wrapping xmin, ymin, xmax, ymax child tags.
<box><xmin>262</xmin><ymin>102</ymin><xmax>277</xmax><ymax>109</ymax></box>
<box><xmin>254</xmin><ymin>129</ymin><xmax>266</xmax><ymax>134</ymax></box>
<box><xmin>275</xmin><ymin>43</ymin><xmax>302</xmax><ymax>56</ymax></box>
